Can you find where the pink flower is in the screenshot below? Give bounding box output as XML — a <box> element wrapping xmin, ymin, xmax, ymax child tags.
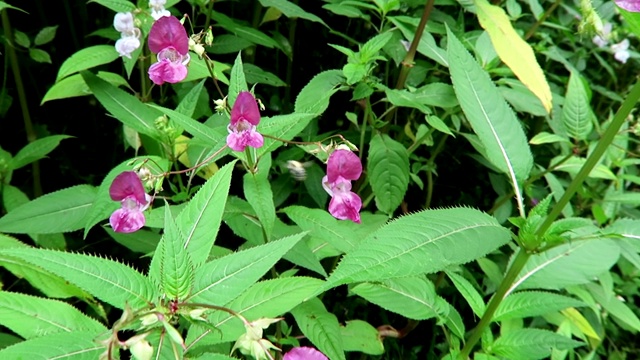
<box><xmin>147</xmin><ymin>16</ymin><xmax>190</xmax><ymax>85</ymax></box>
<box><xmin>283</xmin><ymin>347</ymin><xmax>328</xmax><ymax>360</ymax></box>
<box><xmin>109</xmin><ymin>171</ymin><xmax>151</xmax><ymax>233</ymax></box>
<box><xmin>616</xmin><ymin>0</ymin><xmax>640</xmax><ymax>12</ymax></box>
<box><xmin>322</xmin><ymin>149</ymin><xmax>362</xmax><ymax>223</ymax></box>
<box><xmin>226</xmin><ymin>91</ymin><xmax>264</xmax><ymax>152</ymax></box>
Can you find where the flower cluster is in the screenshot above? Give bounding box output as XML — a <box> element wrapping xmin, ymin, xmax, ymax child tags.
<box><xmin>148</xmin><ymin>16</ymin><xmax>190</xmax><ymax>85</ymax></box>
<box><xmin>592</xmin><ymin>22</ymin><xmax>630</xmax><ymax>64</ymax></box>
<box><xmin>322</xmin><ymin>149</ymin><xmax>363</xmax><ymax>223</ymax></box>
<box><xmin>109</xmin><ymin>171</ymin><xmax>151</xmax><ymax>233</ymax></box>
<box><xmin>227</xmin><ymin>91</ymin><xmax>264</xmax><ymax>152</ymax></box>
<box><xmin>149</xmin><ymin>0</ymin><xmax>170</xmax><ymax>20</ymax></box>
<box><xmin>113</xmin><ymin>12</ymin><xmax>141</xmax><ymax>59</ymax></box>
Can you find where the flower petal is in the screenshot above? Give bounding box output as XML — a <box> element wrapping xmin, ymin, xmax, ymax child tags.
<box><xmin>109</xmin><ymin>171</ymin><xmax>147</xmax><ymax>204</ymax></box>
<box><xmin>231</xmin><ymin>91</ymin><xmax>261</xmax><ymax>126</ymax></box>
<box><xmin>283</xmin><ymin>347</ymin><xmax>328</xmax><ymax>360</ymax></box>
<box><xmin>148</xmin><ymin>60</ymin><xmax>188</xmax><ymax>85</ymax></box>
<box><xmin>109</xmin><ymin>208</ymin><xmax>146</xmax><ymax>233</ymax></box>
<box><xmin>615</xmin><ymin>0</ymin><xmax>640</xmax><ymax>12</ymax></box>
<box><xmin>328</xmin><ymin>189</ymin><xmax>362</xmax><ymax>223</ymax></box>
<box><xmin>148</xmin><ymin>16</ymin><xmax>189</xmax><ymax>55</ymax></box>
<box><xmin>327</xmin><ymin>149</ymin><xmax>362</xmax><ymax>183</ymax></box>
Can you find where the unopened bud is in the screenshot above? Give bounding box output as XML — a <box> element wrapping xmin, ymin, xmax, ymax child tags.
<box><xmin>129</xmin><ymin>339</ymin><xmax>153</xmax><ymax>360</ymax></box>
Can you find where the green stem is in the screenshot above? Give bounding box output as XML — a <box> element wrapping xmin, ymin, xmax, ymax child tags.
<box><xmin>2</xmin><ymin>9</ymin><xmax>41</xmax><ymax>197</ymax></box>
<box><xmin>524</xmin><ymin>0</ymin><xmax>561</xmax><ymax>41</ymax></box>
<box><xmin>359</xmin><ymin>98</ymin><xmax>372</xmax><ymax>159</ymax></box>
<box><xmin>203</xmin><ymin>0</ymin><xmax>215</xmax><ymax>32</ymax></box>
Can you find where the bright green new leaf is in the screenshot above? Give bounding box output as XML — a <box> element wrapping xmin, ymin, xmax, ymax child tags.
<box><xmin>294</xmin><ymin>70</ymin><xmax>345</xmax><ymax>114</ymax></box>
<box><xmin>0</xmin><ymin>331</ymin><xmax>105</xmax><ymax>360</ymax></box>
<box><xmin>0</xmin><ymin>185</ymin><xmax>96</xmax><ymax>234</ymax></box>
<box><xmin>10</xmin><ymin>135</ymin><xmax>72</xmax><ymax>170</ymax></box>
<box><xmin>443</xmin><ymin>303</ymin><xmax>466</xmax><ymax>339</ymax></box>
<box><xmin>474</xmin><ymin>0</ymin><xmax>552</xmax><ymax>113</ymax></box>
<box><xmin>340</xmin><ymin>320</ymin><xmax>385</xmax><ymax>355</ymax></box>
<box><xmin>291</xmin><ymin>298</ymin><xmax>345</xmax><ymax>360</ymax></box>
<box><xmin>327</xmin><ymin>207</ymin><xmax>510</xmax><ymax>285</ymax></box>
<box><xmin>87</xmin><ymin>0</ymin><xmax>135</xmax><ymax>12</ymax></box>
<box><xmin>259</xmin><ymin>0</ymin><xmax>326</xmax><ymax>25</ymax></box>
<box><xmin>42</xmin><ymin>71</ymin><xmax>130</xmax><ymax>104</ymax></box>
<box><xmin>491</xmin><ymin>329</ymin><xmax>583</xmax><ymax>359</ymax></box>
<box><xmin>56</xmin><ymin>45</ymin><xmax>119</xmax><ymax>81</ymax></box>
<box><xmin>562</xmin><ymin>71</ymin><xmax>594</xmax><ymax>140</ymax></box>
<box><xmin>368</xmin><ymin>134</ymin><xmax>410</xmax><ymax>214</ymax></box>
<box><xmin>228</xmin><ymin>52</ymin><xmax>248</xmax><ymax>108</ymax></box>
<box><xmin>0</xmin><ymin>247</ymin><xmax>154</xmax><ymax>309</ymax></box>
<box><xmin>157</xmin><ymin>205</ymin><xmax>194</xmax><ymax>300</ymax></box>
<box><xmin>529</xmin><ymin>131</ymin><xmax>570</xmax><ymax>145</ymax></box>
<box><xmin>493</xmin><ymin>291</ymin><xmax>585</xmax><ymax>322</ymax></box>
<box><xmin>29</xmin><ymin>49</ymin><xmax>51</xmax><ymax>63</ymax></box>
<box><xmin>446</xmin><ymin>271</ymin><xmax>486</xmax><ymax>317</ymax></box>
<box><xmin>243</xmin><ymin>156</ymin><xmax>276</xmax><ymax>240</ymax></box>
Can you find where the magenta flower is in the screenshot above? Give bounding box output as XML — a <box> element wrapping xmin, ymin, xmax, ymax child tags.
<box><xmin>322</xmin><ymin>149</ymin><xmax>363</xmax><ymax>223</ymax></box>
<box><xmin>616</xmin><ymin>0</ymin><xmax>640</xmax><ymax>12</ymax></box>
<box><xmin>226</xmin><ymin>91</ymin><xmax>264</xmax><ymax>152</ymax></box>
<box><xmin>147</xmin><ymin>16</ymin><xmax>190</xmax><ymax>85</ymax></box>
<box><xmin>283</xmin><ymin>347</ymin><xmax>328</xmax><ymax>360</ymax></box>
<box><xmin>109</xmin><ymin>171</ymin><xmax>151</xmax><ymax>233</ymax></box>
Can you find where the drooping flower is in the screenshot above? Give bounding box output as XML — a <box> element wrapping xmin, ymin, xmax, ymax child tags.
<box><xmin>147</xmin><ymin>16</ymin><xmax>190</xmax><ymax>85</ymax></box>
<box><xmin>149</xmin><ymin>0</ymin><xmax>171</xmax><ymax>20</ymax></box>
<box><xmin>226</xmin><ymin>91</ymin><xmax>264</xmax><ymax>152</ymax></box>
<box><xmin>109</xmin><ymin>171</ymin><xmax>151</xmax><ymax>233</ymax></box>
<box><xmin>283</xmin><ymin>347</ymin><xmax>328</xmax><ymax>360</ymax></box>
<box><xmin>612</xmin><ymin>39</ymin><xmax>631</xmax><ymax>63</ymax></box>
<box><xmin>232</xmin><ymin>318</ymin><xmax>281</xmax><ymax>360</ymax></box>
<box><xmin>592</xmin><ymin>22</ymin><xmax>612</xmax><ymax>48</ymax></box>
<box><xmin>615</xmin><ymin>0</ymin><xmax>640</xmax><ymax>12</ymax></box>
<box><xmin>113</xmin><ymin>12</ymin><xmax>135</xmax><ymax>33</ymax></box>
<box><xmin>113</xmin><ymin>12</ymin><xmax>141</xmax><ymax>59</ymax></box>
<box><xmin>322</xmin><ymin>149</ymin><xmax>363</xmax><ymax>223</ymax></box>
<box><xmin>115</xmin><ymin>36</ymin><xmax>141</xmax><ymax>58</ymax></box>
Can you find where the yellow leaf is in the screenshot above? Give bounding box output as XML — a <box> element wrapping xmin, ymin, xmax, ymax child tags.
<box><xmin>561</xmin><ymin>307</ymin><xmax>600</xmax><ymax>340</ymax></box>
<box><xmin>474</xmin><ymin>0</ymin><xmax>552</xmax><ymax>113</ymax></box>
<box><xmin>174</xmin><ymin>135</ymin><xmax>219</xmax><ymax>180</ymax></box>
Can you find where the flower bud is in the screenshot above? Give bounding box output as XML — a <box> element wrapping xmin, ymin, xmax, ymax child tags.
<box><xmin>129</xmin><ymin>340</ymin><xmax>153</xmax><ymax>360</ymax></box>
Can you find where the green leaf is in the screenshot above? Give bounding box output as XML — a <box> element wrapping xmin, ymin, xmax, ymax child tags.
<box><xmin>586</xmin><ymin>282</ymin><xmax>640</xmax><ymax>332</ymax></box>
<box><xmin>104</xmin><ymin>228</ymin><xmax>160</xmax><ymax>254</ymax></box>
<box><xmin>390</xmin><ymin>17</ymin><xmax>448</xmax><ymax>67</ymax></box>
<box><xmin>550</xmin><ymin>156</ymin><xmax>616</xmax><ymax>180</ymax></box>
<box><xmin>29</xmin><ymin>48</ymin><xmax>52</xmax><ymax>63</ymax></box>
<box><xmin>474</xmin><ymin>0</ymin><xmax>551</xmax><ymax>112</ymax></box>
<box><xmin>351</xmin><ymin>276</ymin><xmax>448</xmax><ymax>320</ymax></box>
<box><xmin>259</xmin><ymin>0</ymin><xmax>326</xmax><ymax>24</ymax></box>
<box><xmin>0</xmin><ymin>185</ymin><xmax>96</xmax><ymax>234</ymax></box>
<box><xmin>228</xmin><ymin>52</ymin><xmax>248</xmax><ymax>108</ymax></box>
<box><xmin>327</xmin><ymin>207</ymin><xmax>510</xmax><ymax>285</ymax></box>
<box><xmin>529</xmin><ymin>131</ymin><xmax>570</xmax><ymax>145</ymax></box>
<box><xmin>443</xmin><ymin>302</ymin><xmax>466</xmax><ymax>339</ymax></box>
<box><xmin>447</xmin><ymin>27</ymin><xmax>533</xmax><ymax>188</ymax></box>
<box><xmin>188</xmin><ymin>232</ymin><xmax>306</xmax><ymax>304</ymax></box>
<box><xmin>42</xmin><ymin>71</ymin><xmax>130</xmax><ymax>104</ymax></box>
<box><xmin>294</xmin><ymin>70</ymin><xmax>345</xmax><ymax>114</ymax></box>
<box><xmin>244</xmin><ymin>63</ymin><xmax>287</xmax><ymax>87</ymax></box>
<box><xmin>176</xmin><ymin>79</ymin><xmax>206</xmax><ymax>119</ymax></box>
<box><xmin>490</xmin><ymin>329</ymin><xmax>583</xmax><ymax>360</ymax></box>
<box><xmin>493</xmin><ymin>291</ymin><xmax>585</xmax><ymax>322</ymax></box>
<box><xmin>87</xmin><ymin>0</ymin><xmax>135</xmax><ymax>12</ymax></box>
<box><xmin>258</xmin><ymin>113</ymin><xmax>317</xmax><ymax>156</ymax></box>
<box><xmin>0</xmin><ymin>292</ymin><xmax>106</xmax><ymax>339</ymax></box>
<box><xmin>151</xmin><ymin>105</ymin><xmax>228</xmax><ymax>153</ymax></box>
<box><xmin>340</xmin><ymin>320</ymin><xmax>385</xmax><ymax>355</ymax></box>
<box><xmin>183</xmin><ymin>57</ymin><xmax>231</xmax><ymax>85</ymax></box>
<box><xmin>0</xmin><ymin>2</ymin><xmax>27</xmax><ymax>12</ymax></box>
<box><xmin>56</xmin><ymin>45</ymin><xmax>119</xmax><ymax>81</ymax></box>
<box><xmin>368</xmin><ymin>134</ymin><xmax>410</xmax><ymax>214</ymax></box>
<box><xmin>157</xmin><ymin>205</ymin><xmax>194</xmax><ymax>300</ymax></box>
<box><xmin>446</xmin><ymin>270</ymin><xmax>486</xmax><ymax>317</ymax></box>
<box><xmin>34</xmin><ymin>25</ymin><xmax>58</xmax><ymax>46</ymax></box>
<box><xmin>291</xmin><ymin>298</ymin><xmax>345</xmax><ymax>360</ymax></box>
<box><xmin>562</xmin><ymin>71</ymin><xmax>593</xmax><ymax>140</ymax></box>
<box><xmin>10</xmin><ymin>135</ymin><xmax>72</xmax><ymax>170</ymax></box>
<box><xmin>0</xmin><ymin>331</ymin><xmax>105</xmax><ymax>360</ymax></box>
<box><xmin>210</xmin><ymin>34</ymin><xmax>254</xmax><ymax>54</ymax></box>
<box><xmin>210</xmin><ymin>12</ymin><xmax>281</xmax><ymax>49</ymax></box>
<box><xmin>0</xmin><ymin>247</ymin><xmax>154</xmax><ymax>309</ymax></box>
<box><xmin>82</xmin><ymin>71</ymin><xmax>163</xmax><ymax>139</ymax></box>
<box><xmin>360</xmin><ymin>31</ymin><xmax>394</xmax><ymax>61</ymax></box>
<box><xmin>175</xmin><ymin>161</ymin><xmax>235</xmax><ymax>266</ymax></box>
<box><xmin>13</xmin><ymin>30</ymin><xmax>29</xmax><ymax>48</ymax></box>
<box><xmin>513</xmin><ymin>239</ymin><xmax>620</xmax><ymax>291</ymax></box>
<box><xmin>243</xmin><ymin>157</ymin><xmax>276</xmax><ymax>240</ymax></box>
<box><xmin>343</xmin><ymin>63</ymin><xmax>368</xmax><ymax>85</ymax></box>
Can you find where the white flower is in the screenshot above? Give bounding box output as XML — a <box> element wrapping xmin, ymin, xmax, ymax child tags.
<box><xmin>114</xmin><ymin>12</ymin><xmax>135</xmax><ymax>33</ymax></box>
<box><xmin>592</xmin><ymin>22</ymin><xmax>612</xmax><ymax>48</ymax></box>
<box><xmin>611</xmin><ymin>39</ymin><xmax>630</xmax><ymax>64</ymax></box>
<box><xmin>150</xmin><ymin>0</ymin><xmax>170</xmax><ymax>20</ymax></box>
<box><xmin>115</xmin><ymin>36</ymin><xmax>141</xmax><ymax>58</ymax></box>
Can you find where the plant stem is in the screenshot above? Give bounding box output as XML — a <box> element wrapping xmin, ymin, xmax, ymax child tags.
<box><xmin>2</xmin><ymin>9</ymin><xmax>41</xmax><ymax>197</ymax></box>
<box><xmin>524</xmin><ymin>0</ymin><xmax>561</xmax><ymax>41</ymax></box>
<box><xmin>203</xmin><ymin>0</ymin><xmax>215</xmax><ymax>32</ymax></box>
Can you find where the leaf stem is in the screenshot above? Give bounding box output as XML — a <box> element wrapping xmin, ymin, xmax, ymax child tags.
<box><xmin>524</xmin><ymin>0</ymin><xmax>561</xmax><ymax>41</ymax></box>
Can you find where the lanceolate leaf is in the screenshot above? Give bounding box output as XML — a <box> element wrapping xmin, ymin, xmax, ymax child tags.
<box><xmin>10</xmin><ymin>135</ymin><xmax>72</xmax><ymax>170</ymax></box>
<box><xmin>368</xmin><ymin>134</ymin><xmax>410</xmax><ymax>215</ymax></box>
<box><xmin>257</xmin><ymin>112</ymin><xmax>317</xmax><ymax>156</ymax></box>
<box><xmin>490</xmin><ymin>329</ymin><xmax>584</xmax><ymax>360</ymax></box>
<box><xmin>474</xmin><ymin>0</ymin><xmax>552</xmax><ymax>113</ymax></box>
<box><xmin>493</xmin><ymin>291</ymin><xmax>585</xmax><ymax>322</ymax></box>
<box><xmin>176</xmin><ymin>161</ymin><xmax>236</xmax><ymax>266</ymax></box>
<box><xmin>326</xmin><ymin>207</ymin><xmax>510</xmax><ymax>286</ymax></box>
<box><xmin>340</xmin><ymin>320</ymin><xmax>384</xmax><ymax>355</ymax></box>
<box><xmin>0</xmin><ymin>331</ymin><xmax>105</xmax><ymax>360</ymax></box>
<box><xmin>446</xmin><ymin>270</ymin><xmax>486</xmax><ymax>317</ymax></box>
<box><xmin>291</xmin><ymin>298</ymin><xmax>346</xmax><ymax>360</ymax></box>
<box><xmin>586</xmin><ymin>283</ymin><xmax>640</xmax><ymax>332</ymax></box>
<box><xmin>446</xmin><ymin>27</ymin><xmax>533</xmax><ymax>201</ymax></box>
<box><xmin>0</xmin><ymin>248</ymin><xmax>154</xmax><ymax>309</ymax></box>
<box><xmin>294</xmin><ymin>70</ymin><xmax>345</xmax><ymax>114</ymax></box>
<box><xmin>0</xmin><ymin>292</ymin><xmax>106</xmax><ymax>339</ymax></box>
<box><xmin>228</xmin><ymin>52</ymin><xmax>248</xmax><ymax>108</ymax></box>
<box><xmin>0</xmin><ymin>185</ymin><xmax>96</xmax><ymax>234</ymax></box>
<box><xmin>56</xmin><ymin>46</ymin><xmax>119</xmax><ymax>81</ymax></box>
<box><xmin>158</xmin><ymin>205</ymin><xmax>194</xmax><ymax>300</ymax></box>
<box><xmin>351</xmin><ymin>276</ymin><xmax>448</xmax><ymax>320</ymax></box>
<box><xmin>243</xmin><ymin>156</ymin><xmax>276</xmax><ymax>240</ymax></box>
<box><xmin>188</xmin><ymin>232</ymin><xmax>306</xmax><ymax>304</ymax></box>
<box><xmin>259</xmin><ymin>0</ymin><xmax>326</xmax><ymax>24</ymax></box>
<box><xmin>283</xmin><ymin>206</ymin><xmax>360</xmax><ymax>253</ymax></box>
<box><xmin>563</xmin><ymin>71</ymin><xmax>594</xmax><ymax>141</ymax></box>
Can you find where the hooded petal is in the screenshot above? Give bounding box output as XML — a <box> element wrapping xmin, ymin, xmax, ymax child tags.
<box><xmin>615</xmin><ymin>0</ymin><xmax>640</xmax><ymax>12</ymax></box>
<box><xmin>110</xmin><ymin>171</ymin><xmax>147</xmax><ymax>204</ymax></box>
<box><xmin>148</xmin><ymin>16</ymin><xmax>189</xmax><ymax>55</ymax></box>
<box><xmin>328</xmin><ymin>189</ymin><xmax>362</xmax><ymax>223</ymax></box>
<box><xmin>231</xmin><ymin>91</ymin><xmax>261</xmax><ymax>126</ymax></box>
<box><xmin>326</xmin><ymin>149</ymin><xmax>362</xmax><ymax>183</ymax></box>
<box><xmin>283</xmin><ymin>347</ymin><xmax>328</xmax><ymax>360</ymax></box>
<box><xmin>148</xmin><ymin>59</ymin><xmax>188</xmax><ymax>85</ymax></box>
<box><xmin>109</xmin><ymin>207</ymin><xmax>146</xmax><ymax>233</ymax></box>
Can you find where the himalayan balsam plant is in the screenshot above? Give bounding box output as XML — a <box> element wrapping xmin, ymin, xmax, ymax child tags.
<box><xmin>3</xmin><ymin>0</ymin><xmax>640</xmax><ymax>359</ymax></box>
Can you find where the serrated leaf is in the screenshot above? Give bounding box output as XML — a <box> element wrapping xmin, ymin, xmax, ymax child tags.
<box><xmin>512</xmin><ymin>239</ymin><xmax>620</xmax><ymax>291</ymax></box>
<box><xmin>490</xmin><ymin>329</ymin><xmax>584</xmax><ymax>360</ymax></box>
<box><xmin>259</xmin><ymin>0</ymin><xmax>326</xmax><ymax>24</ymax></box>
<box><xmin>294</xmin><ymin>70</ymin><xmax>345</xmax><ymax>114</ymax></box>
<box><xmin>82</xmin><ymin>71</ymin><xmax>163</xmax><ymax>139</ymax></box>
<box><xmin>446</xmin><ymin>270</ymin><xmax>486</xmax><ymax>317</ymax></box>
<box><xmin>188</xmin><ymin>232</ymin><xmax>306</xmax><ymax>304</ymax></box>
<box><xmin>34</xmin><ymin>25</ymin><xmax>58</xmax><ymax>46</ymax></box>
<box><xmin>493</xmin><ymin>291</ymin><xmax>585</xmax><ymax>321</ymax></box>
<box><xmin>447</xmin><ymin>27</ymin><xmax>533</xmax><ymax>188</ymax></box>
<box><xmin>10</xmin><ymin>135</ymin><xmax>72</xmax><ymax>170</ymax></box>
<box><xmin>474</xmin><ymin>0</ymin><xmax>552</xmax><ymax>112</ymax></box>
<box><xmin>244</xmin><ymin>63</ymin><xmax>287</xmax><ymax>87</ymax></box>
<box><xmin>360</xmin><ymin>31</ymin><xmax>394</xmax><ymax>61</ymax></box>
<box><xmin>176</xmin><ymin>79</ymin><xmax>205</xmax><ymax>119</ymax></box>
<box><xmin>351</xmin><ymin>276</ymin><xmax>448</xmax><ymax>320</ymax></box>
<box><xmin>158</xmin><ymin>205</ymin><xmax>194</xmax><ymax>300</ymax></box>
<box><xmin>257</xmin><ymin>112</ymin><xmax>317</xmax><ymax>156</ymax></box>
<box><xmin>228</xmin><ymin>52</ymin><xmax>248</xmax><ymax>108</ymax></box>
<box><xmin>243</xmin><ymin>158</ymin><xmax>275</xmax><ymax>240</ymax></box>
<box><xmin>327</xmin><ymin>208</ymin><xmax>510</xmax><ymax>286</ymax></box>
<box><xmin>87</xmin><ymin>0</ymin><xmax>135</xmax><ymax>12</ymax></box>
<box><xmin>175</xmin><ymin>161</ymin><xmax>235</xmax><ymax>266</ymax></box>
<box><xmin>0</xmin><ymin>331</ymin><xmax>105</xmax><ymax>360</ymax></box>
<box><xmin>57</xmin><ymin>45</ymin><xmax>119</xmax><ymax>81</ymax></box>
<box><xmin>0</xmin><ymin>292</ymin><xmax>106</xmax><ymax>339</ymax></box>
<box><xmin>443</xmin><ymin>302</ymin><xmax>466</xmax><ymax>339</ymax></box>
<box><xmin>0</xmin><ymin>248</ymin><xmax>154</xmax><ymax>309</ymax></box>
<box><xmin>0</xmin><ymin>185</ymin><xmax>96</xmax><ymax>234</ymax></box>
<box><xmin>42</xmin><ymin>71</ymin><xmax>130</xmax><ymax>104</ymax></box>
<box><xmin>368</xmin><ymin>134</ymin><xmax>410</xmax><ymax>214</ymax></box>
<box><xmin>560</xmin><ymin>307</ymin><xmax>600</xmax><ymax>340</ymax></box>
<box><xmin>390</xmin><ymin>17</ymin><xmax>448</xmax><ymax>67</ymax></box>
<box><xmin>291</xmin><ymin>298</ymin><xmax>345</xmax><ymax>360</ymax></box>
<box><xmin>586</xmin><ymin>282</ymin><xmax>640</xmax><ymax>332</ymax></box>
<box><xmin>340</xmin><ymin>320</ymin><xmax>384</xmax><ymax>355</ymax></box>
<box><xmin>563</xmin><ymin>71</ymin><xmax>593</xmax><ymax>141</ymax></box>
